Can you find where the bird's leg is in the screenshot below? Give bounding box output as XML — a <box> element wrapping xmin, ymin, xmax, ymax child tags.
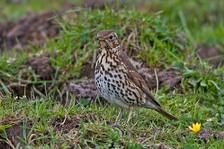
<box><xmin>115</xmin><ymin>108</ymin><xmax>123</xmax><ymax>124</ymax></box>
<box><xmin>127</xmin><ymin>106</ymin><xmax>134</xmax><ymax>124</ymax></box>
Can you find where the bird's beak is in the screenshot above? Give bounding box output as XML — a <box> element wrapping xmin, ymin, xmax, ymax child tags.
<box><xmin>96</xmin><ymin>35</ymin><xmax>105</xmax><ymax>41</ymax></box>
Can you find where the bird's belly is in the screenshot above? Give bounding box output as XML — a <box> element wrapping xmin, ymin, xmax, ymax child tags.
<box><xmin>95</xmin><ymin>73</ymin><xmax>110</xmax><ymax>99</ymax></box>
<box><xmin>94</xmin><ymin>72</ymin><xmax>129</xmax><ymax>108</ymax></box>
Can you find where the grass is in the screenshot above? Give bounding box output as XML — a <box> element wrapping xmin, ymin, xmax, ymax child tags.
<box><xmin>137</xmin><ymin>0</ymin><xmax>224</xmax><ymax>47</ymax></box>
<box><xmin>0</xmin><ymin>0</ymin><xmax>224</xmax><ymax>148</ymax></box>
<box><xmin>0</xmin><ymin>0</ymin><xmax>71</xmax><ymax>21</ymax></box>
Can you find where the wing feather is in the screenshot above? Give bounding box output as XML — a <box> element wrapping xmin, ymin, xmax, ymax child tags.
<box><xmin>118</xmin><ymin>51</ymin><xmax>161</xmax><ymax>107</ymax></box>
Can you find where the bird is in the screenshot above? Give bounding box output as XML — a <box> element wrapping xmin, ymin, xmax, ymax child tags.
<box><xmin>94</xmin><ymin>30</ymin><xmax>178</xmax><ymax>124</ymax></box>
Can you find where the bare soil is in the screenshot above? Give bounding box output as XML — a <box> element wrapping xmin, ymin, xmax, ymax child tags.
<box><xmin>0</xmin><ymin>119</ymin><xmax>32</xmax><ymax>148</ymax></box>
<box><xmin>49</xmin><ymin>113</ymin><xmax>102</xmax><ymax>133</ymax></box>
<box><xmin>197</xmin><ymin>44</ymin><xmax>223</xmax><ymax>67</ymax></box>
<box><xmin>0</xmin><ymin>11</ymin><xmax>60</xmax><ymax>52</ymax></box>
<box><xmin>181</xmin><ymin>129</ymin><xmax>224</xmax><ymax>143</ymax></box>
<box><xmin>8</xmin><ymin>53</ymin><xmax>54</xmax><ymax>98</ymax></box>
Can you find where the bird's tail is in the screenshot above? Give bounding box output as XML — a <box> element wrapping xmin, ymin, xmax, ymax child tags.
<box><xmin>154</xmin><ymin>107</ymin><xmax>178</xmax><ymax>121</ymax></box>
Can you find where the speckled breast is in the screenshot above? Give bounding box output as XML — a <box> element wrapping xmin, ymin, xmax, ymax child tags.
<box><xmin>94</xmin><ymin>50</ymin><xmax>141</xmax><ymax>108</ymax></box>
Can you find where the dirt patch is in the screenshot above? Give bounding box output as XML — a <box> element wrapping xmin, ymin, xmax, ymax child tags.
<box><xmin>0</xmin><ymin>0</ymin><xmax>125</xmax><ymax>53</ymax></box>
<box><xmin>157</xmin><ymin>67</ymin><xmax>182</xmax><ymax>91</ymax></box>
<box><xmin>0</xmin><ymin>11</ymin><xmax>60</xmax><ymax>52</ymax></box>
<box><xmin>197</xmin><ymin>128</ymin><xmax>224</xmax><ymax>142</ymax></box>
<box><xmin>79</xmin><ymin>55</ymin><xmax>95</xmax><ymax>79</ymax></box>
<box><xmin>49</xmin><ymin>113</ymin><xmax>101</xmax><ymax>133</ymax></box>
<box><xmin>66</xmin><ymin>80</ymin><xmax>97</xmax><ymax>100</ymax></box>
<box><xmin>0</xmin><ymin>118</ymin><xmax>51</xmax><ymax>148</ymax></box>
<box><xmin>148</xmin><ymin>143</ymin><xmax>174</xmax><ymax>149</ymax></box>
<box><xmin>197</xmin><ymin>45</ymin><xmax>224</xmax><ymax>67</ymax></box>
<box><xmin>181</xmin><ymin>128</ymin><xmax>224</xmax><ymax>142</ymax></box>
<box><xmin>26</xmin><ymin>53</ymin><xmax>53</xmax><ymax>80</ymax></box>
<box><xmin>81</xmin><ymin>0</ymin><xmax>124</xmax><ymax>9</ymax></box>
<box><xmin>0</xmin><ymin>141</ymin><xmax>11</xmax><ymax>149</ymax></box>
<box><xmin>138</xmin><ymin>67</ymin><xmax>182</xmax><ymax>91</ymax></box>
<box><xmin>0</xmin><ymin>119</ymin><xmax>33</xmax><ymax>148</ymax></box>
<box><xmin>8</xmin><ymin>53</ymin><xmax>55</xmax><ymax>98</ymax></box>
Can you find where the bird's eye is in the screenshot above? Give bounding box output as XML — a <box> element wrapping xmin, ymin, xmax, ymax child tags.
<box><xmin>109</xmin><ymin>35</ymin><xmax>113</xmax><ymax>39</ymax></box>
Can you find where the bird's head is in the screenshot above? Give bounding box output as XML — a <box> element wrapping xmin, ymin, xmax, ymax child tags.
<box><xmin>96</xmin><ymin>30</ymin><xmax>120</xmax><ymax>50</ymax></box>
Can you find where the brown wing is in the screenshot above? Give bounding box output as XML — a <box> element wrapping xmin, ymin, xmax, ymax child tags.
<box><xmin>119</xmin><ymin>51</ymin><xmax>162</xmax><ymax>107</ymax></box>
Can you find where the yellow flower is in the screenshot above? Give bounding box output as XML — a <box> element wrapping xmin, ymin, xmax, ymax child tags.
<box><xmin>189</xmin><ymin>123</ymin><xmax>201</xmax><ymax>133</ymax></box>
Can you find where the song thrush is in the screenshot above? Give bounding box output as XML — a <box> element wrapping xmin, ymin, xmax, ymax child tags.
<box><xmin>94</xmin><ymin>30</ymin><xmax>178</xmax><ymax>123</ymax></box>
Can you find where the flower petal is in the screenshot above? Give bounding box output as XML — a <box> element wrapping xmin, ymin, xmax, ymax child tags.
<box><xmin>189</xmin><ymin>123</ymin><xmax>201</xmax><ymax>133</ymax></box>
<box><xmin>189</xmin><ymin>126</ymin><xmax>194</xmax><ymax>131</ymax></box>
